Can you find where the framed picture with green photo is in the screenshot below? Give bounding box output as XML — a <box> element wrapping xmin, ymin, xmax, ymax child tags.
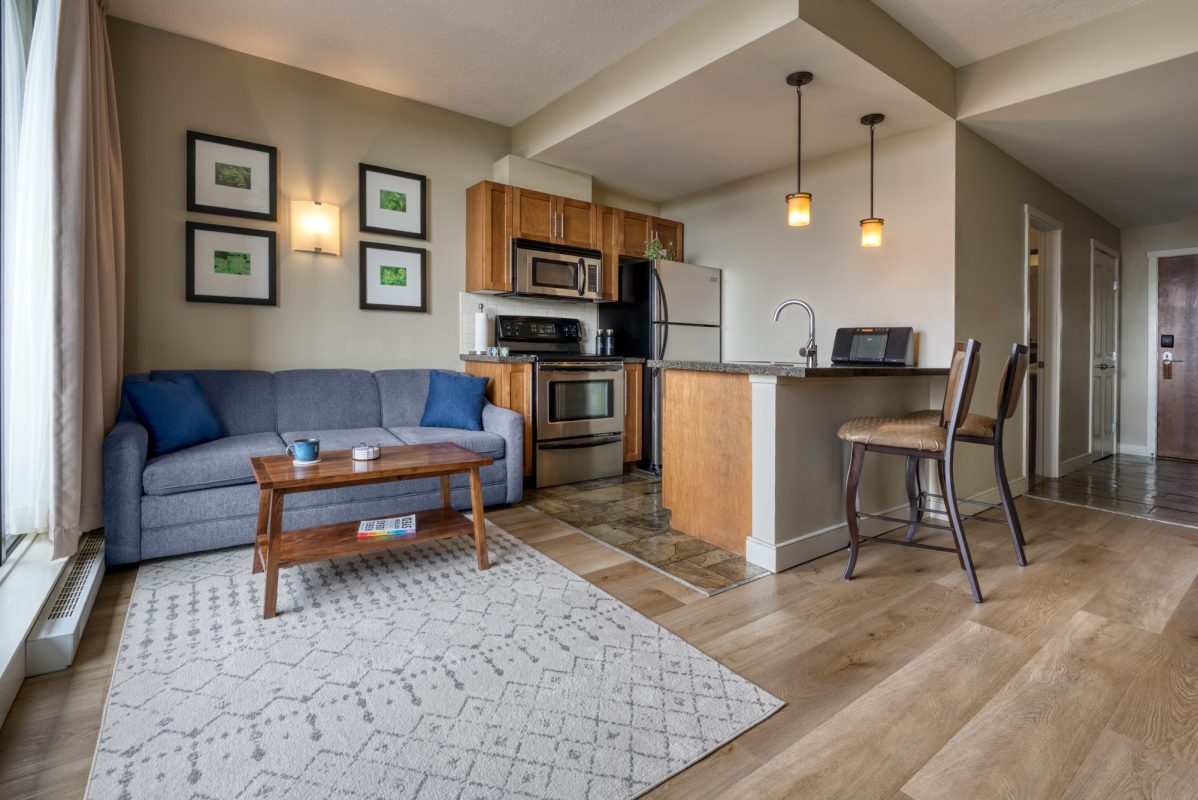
<box><xmin>186</xmin><ymin>222</ymin><xmax>277</xmax><ymax>305</ymax></box>
<box><xmin>187</xmin><ymin>131</ymin><xmax>277</xmax><ymax>220</ymax></box>
<box><xmin>359</xmin><ymin>163</ymin><xmax>427</xmax><ymax>239</ymax></box>
<box><xmin>359</xmin><ymin>241</ymin><xmax>427</xmax><ymax>312</ymax></box>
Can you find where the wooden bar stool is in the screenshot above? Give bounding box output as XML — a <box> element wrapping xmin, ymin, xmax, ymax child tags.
<box><xmin>903</xmin><ymin>343</ymin><xmax>1030</xmax><ymax>566</ymax></box>
<box><xmin>837</xmin><ymin>339</ymin><xmax>986</xmax><ymax>602</ymax></box>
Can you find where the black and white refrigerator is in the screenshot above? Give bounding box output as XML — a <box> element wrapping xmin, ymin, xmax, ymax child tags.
<box><xmin>597</xmin><ymin>258</ymin><xmax>722</xmax><ymax>472</ymax></box>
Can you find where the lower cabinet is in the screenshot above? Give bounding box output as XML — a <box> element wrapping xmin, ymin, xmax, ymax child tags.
<box><xmin>462</xmin><ymin>360</ymin><xmax>643</xmax><ymax>476</ymax></box>
<box><xmin>623</xmin><ymin>363</ymin><xmax>642</xmax><ymax>463</ymax></box>
<box><xmin>463</xmin><ymin>360</ymin><xmax>534</xmax><ymax>477</ymax></box>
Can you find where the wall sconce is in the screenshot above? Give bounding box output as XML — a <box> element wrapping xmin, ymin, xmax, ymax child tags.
<box><xmin>785</xmin><ymin>71</ymin><xmax>813</xmax><ymax>227</ymax></box>
<box><xmin>859</xmin><ymin>113</ymin><xmax>884</xmax><ymax>248</ymax></box>
<box><xmin>291</xmin><ymin>200</ymin><xmax>340</xmax><ymax>255</ymax></box>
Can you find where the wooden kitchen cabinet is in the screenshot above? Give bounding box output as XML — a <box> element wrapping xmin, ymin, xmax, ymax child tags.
<box><xmin>466</xmin><ymin>180</ymin><xmax>512</xmax><ymax>293</ymax></box>
<box><xmin>651</xmin><ymin>217</ymin><xmax>684</xmax><ymax>261</ymax></box>
<box><xmin>617</xmin><ymin>210</ymin><xmax>685</xmax><ymax>261</ymax></box>
<box><xmin>623</xmin><ymin>362</ymin><xmax>643</xmax><ymax>463</ymax></box>
<box><xmin>511</xmin><ymin>187</ymin><xmax>555</xmax><ymax>242</ymax></box>
<box><xmin>463</xmin><ymin>360</ymin><xmax>534</xmax><ymax>477</ymax></box>
<box><xmin>596</xmin><ymin>205</ymin><xmax>620</xmax><ymax>301</ymax></box>
<box><xmin>555</xmin><ymin>196</ymin><xmax>596</xmax><ymax>249</ymax></box>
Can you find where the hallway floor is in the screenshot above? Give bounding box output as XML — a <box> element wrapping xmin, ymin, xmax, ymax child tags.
<box><xmin>1028</xmin><ymin>454</ymin><xmax>1198</xmax><ymax>529</ymax></box>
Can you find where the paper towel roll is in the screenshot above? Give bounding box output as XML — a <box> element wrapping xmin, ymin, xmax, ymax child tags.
<box><xmin>474</xmin><ymin>307</ymin><xmax>488</xmax><ymax>353</ymax></box>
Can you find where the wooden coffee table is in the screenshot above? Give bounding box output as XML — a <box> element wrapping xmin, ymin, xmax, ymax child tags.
<box><xmin>249</xmin><ymin>442</ymin><xmax>494</xmax><ymax>619</ymax></box>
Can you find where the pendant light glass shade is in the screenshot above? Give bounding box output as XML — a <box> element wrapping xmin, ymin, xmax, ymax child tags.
<box><xmin>860</xmin><ymin>113</ymin><xmax>884</xmax><ymax>248</ymax></box>
<box><xmin>787</xmin><ymin>192</ymin><xmax>811</xmax><ymax>226</ymax></box>
<box><xmin>785</xmin><ymin>72</ymin><xmax>813</xmax><ymax>227</ymax></box>
<box><xmin>860</xmin><ymin>217</ymin><xmax>883</xmax><ymax>247</ymax></box>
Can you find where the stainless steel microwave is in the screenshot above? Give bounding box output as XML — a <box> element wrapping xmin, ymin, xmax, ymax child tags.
<box><xmin>512</xmin><ymin>240</ymin><xmax>603</xmax><ymax>301</ymax></box>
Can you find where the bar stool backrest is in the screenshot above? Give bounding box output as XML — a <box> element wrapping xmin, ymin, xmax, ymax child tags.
<box><xmin>945</xmin><ymin>339</ymin><xmax>982</xmax><ymax>434</ymax></box>
<box><xmin>998</xmin><ymin>343</ymin><xmax>1031</xmax><ymax>421</ymax></box>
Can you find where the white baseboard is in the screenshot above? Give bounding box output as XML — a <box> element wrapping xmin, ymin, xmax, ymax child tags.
<box><xmin>1059</xmin><ymin>452</ymin><xmax>1095</xmax><ymax>476</ymax></box>
<box><xmin>1119</xmin><ymin>443</ymin><xmax>1151</xmax><ymax>457</ymax></box>
<box><xmin>745</xmin><ymin>477</ymin><xmax>1027</xmax><ymax>573</ymax></box>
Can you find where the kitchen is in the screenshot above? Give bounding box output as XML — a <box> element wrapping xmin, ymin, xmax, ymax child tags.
<box><xmin>458</xmin><ymin>112</ymin><xmax>960</xmax><ymax>581</ymax></box>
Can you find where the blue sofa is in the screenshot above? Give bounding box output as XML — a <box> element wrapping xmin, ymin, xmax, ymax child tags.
<box><xmin>103</xmin><ymin>369</ymin><xmax>523</xmax><ymax>565</ymax></box>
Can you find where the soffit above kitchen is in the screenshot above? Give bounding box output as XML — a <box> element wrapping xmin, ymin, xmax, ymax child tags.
<box><xmin>105</xmin><ymin>0</ymin><xmax>712</xmax><ymax>126</ymax></box>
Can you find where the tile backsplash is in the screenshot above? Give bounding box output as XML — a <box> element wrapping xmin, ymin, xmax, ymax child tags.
<box><xmin>459</xmin><ymin>292</ymin><xmax>599</xmax><ymax>354</ymax></box>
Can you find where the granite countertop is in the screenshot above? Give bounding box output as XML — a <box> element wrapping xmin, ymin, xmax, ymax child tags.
<box><xmin>649</xmin><ymin>360</ymin><xmax>949</xmax><ymax>378</ymax></box>
<box><xmin>460</xmin><ymin>354</ymin><xmax>646</xmax><ymax>364</ymax></box>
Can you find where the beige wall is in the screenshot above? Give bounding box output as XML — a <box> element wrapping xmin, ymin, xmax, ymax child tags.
<box><xmin>954</xmin><ymin>125</ymin><xmax>1120</xmax><ymax>493</ymax></box>
<box><xmin>109</xmin><ymin>19</ymin><xmax>510</xmax><ymax>373</ymax></box>
<box><xmin>1118</xmin><ymin>220</ymin><xmax>1198</xmax><ymax>451</ymax></box>
<box><xmin>661</xmin><ymin>122</ymin><xmax>957</xmax><ymax>366</ymax></box>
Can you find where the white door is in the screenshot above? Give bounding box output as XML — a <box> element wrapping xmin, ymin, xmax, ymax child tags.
<box><xmin>1091</xmin><ymin>245</ymin><xmax>1119</xmax><ymax>459</ymax></box>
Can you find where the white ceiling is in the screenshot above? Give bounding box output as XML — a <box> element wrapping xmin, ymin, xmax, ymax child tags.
<box><xmin>532</xmin><ymin>19</ymin><xmax>948</xmax><ymax>202</ymax></box>
<box><xmin>106</xmin><ymin>0</ymin><xmax>712</xmax><ymax>126</ymax></box>
<box><xmin>963</xmin><ymin>51</ymin><xmax>1198</xmax><ymax>227</ymax></box>
<box><xmin>871</xmin><ymin>0</ymin><xmax>1148</xmax><ymax>66</ymax></box>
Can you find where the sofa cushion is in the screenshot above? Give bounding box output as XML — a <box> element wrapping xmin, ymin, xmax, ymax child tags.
<box><xmin>419</xmin><ymin>371</ymin><xmax>488</xmax><ymax>431</ymax></box>
<box><xmin>149</xmin><ymin>370</ymin><xmax>276</xmax><ymax>435</ymax></box>
<box><xmin>280</xmin><ymin>428</ymin><xmax>403</xmax><ymax>453</ymax></box>
<box><xmin>274</xmin><ymin>369</ymin><xmax>381</xmax><ymax>433</ymax></box>
<box><xmin>142</xmin><ymin>432</ymin><xmax>285</xmax><ymax>496</ymax></box>
<box><xmin>374</xmin><ymin>369</ymin><xmax>432</xmax><ymax>428</ymax></box>
<box><xmin>124</xmin><ymin>374</ymin><xmax>224</xmax><ymax>456</ymax></box>
<box><xmin>390</xmin><ymin>427</ymin><xmax>505</xmax><ymax>460</ymax></box>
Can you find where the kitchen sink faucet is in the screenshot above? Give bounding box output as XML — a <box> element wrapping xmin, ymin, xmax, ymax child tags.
<box><xmin>773</xmin><ymin>299</ymin><xmax>817</xmax><ymax>366</ymax></box>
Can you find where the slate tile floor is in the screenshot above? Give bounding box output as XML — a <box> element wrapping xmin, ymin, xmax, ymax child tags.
<box><xmin>524</xmin><ymin>472</ymin><xmax>769</xmax><ymax>595</ymax></box>
<box><xmin>1027</xmin><ymin>453</ymin><xmax>1198</xmax><ymax>528</ymax></box>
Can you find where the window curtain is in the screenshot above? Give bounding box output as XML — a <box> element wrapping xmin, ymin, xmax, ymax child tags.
<box><xmin>3</xmin><ymin>0</ymin><xmax>125</xmax><ymax>560</ymax></box>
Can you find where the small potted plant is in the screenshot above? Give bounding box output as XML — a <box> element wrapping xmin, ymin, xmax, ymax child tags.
<box><xmin>644</xmin><ymin>235</ymin><xmax>677</xmax><ymax>262</ymax></box>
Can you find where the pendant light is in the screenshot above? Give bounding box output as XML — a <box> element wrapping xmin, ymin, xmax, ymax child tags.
<box><xmin>860</xmin><ymin>113</ymin><xmax>885</xmax><ymax>247</ymax></box>
<box><xmin>785</xmin><ymin>71</ymin><xmax>813</xmax><ymax>226</ymax></box>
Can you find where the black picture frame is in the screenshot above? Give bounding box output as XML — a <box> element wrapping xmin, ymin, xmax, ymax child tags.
<box><xmin>186</xmin><ymin>221</ymin><xmax>277</xmax><ymax>306</ymax></box>
<box><xmin>359</xmin><ymin>163</ymin><xmax>428</xmax><ymax>239</ymax></box>
<box><xmin>187</xmin><ymin>131</ymin><xmax>278</xmax><ymax>221</ymax></box>
<box><xmin>359</xmin><ymin>241</ymin><xmax>428</xmax><ymax>312</ymax></box>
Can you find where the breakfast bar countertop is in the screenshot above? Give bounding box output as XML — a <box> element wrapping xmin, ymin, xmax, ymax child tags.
<box><xmin>649</xmin><ymin>360</ymin><xmax>949</xmax><ymax>377</ymax></box>
<box><xmin>461</xmin><ymin>355</ymin><xmax>647</xmax><ymax>364</ymax></box>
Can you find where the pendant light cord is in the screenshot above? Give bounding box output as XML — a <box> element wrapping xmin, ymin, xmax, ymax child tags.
<box><xmin>796</xmin><ymin>86</ymin><xmax>802</xmax><ymax>193</ymax></box>
<box><xmin>869</xmin><ymin>121</ymin><xmax>875</xmax><ymax>218</ymax></box>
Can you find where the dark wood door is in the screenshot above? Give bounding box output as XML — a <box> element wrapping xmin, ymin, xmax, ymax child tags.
<box><xmin>1157</xmin><ymin>254</ymin><xmax>1198</xmax><ymax>460</ymax></box>
<box><xmin>511</xmin><ymin>188</ymin><xmax>554</xmax><ymax>242</ymax></box>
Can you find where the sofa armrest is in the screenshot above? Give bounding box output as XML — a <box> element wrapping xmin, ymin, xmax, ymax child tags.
<box><xmin>103</xmin><ymin>420</ymin><xmax>149</xmax><ymax>565</ymax></box>
<box><xmin>482</xmin><ymin>402</ymin><xmax>523</xmax><ymax>504</ymax></box>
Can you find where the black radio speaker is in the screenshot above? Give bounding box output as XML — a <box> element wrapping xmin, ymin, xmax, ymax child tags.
<box><xmin>831</xmin><ymin>327</ymin><xmax>915</xmax><ymax>366</ymax></box>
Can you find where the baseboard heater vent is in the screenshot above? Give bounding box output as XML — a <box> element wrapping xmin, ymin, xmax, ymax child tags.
<box><xmin>26</xmin><ymin>532</ymin><xmax>105</xmax><ymax>676</ymax></box>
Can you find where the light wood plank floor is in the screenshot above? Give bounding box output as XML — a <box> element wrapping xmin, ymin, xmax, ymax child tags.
<box><xmin>3</xmin><ymin>497</ymin><xmax>1198</xmax><ymax>799</ymax></box>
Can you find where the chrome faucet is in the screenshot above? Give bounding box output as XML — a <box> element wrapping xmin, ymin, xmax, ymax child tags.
<box><xmin>773</xmin><ymin>298</ymin><xmax>817</xmax><ymax>367</ymax></box>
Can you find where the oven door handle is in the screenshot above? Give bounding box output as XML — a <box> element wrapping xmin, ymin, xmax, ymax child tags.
<box><xmin>538</xmin><ymin>435</ymin><xmax>622</xmax><ymax>450</ymax></box>
<box><xmin>539</xmin><ymin>365</ymin><xmax>624</xmax><ymax>373</ymax></box>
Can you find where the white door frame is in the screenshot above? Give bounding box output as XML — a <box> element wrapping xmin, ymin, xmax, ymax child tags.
<box><xmin>1025</xmin><ymin>205</ymin><xmax>1063</xmax><ymax>479</ymax></box>
<box><xmin>1089</xmin><ymin>239</ymin><xmax>1120</xmax><ymax>461</ymax></box>
<box><xmin>1146</xmin><ymin>246</ymin><xmax>1198</xmax><ymax>457</ymax></box>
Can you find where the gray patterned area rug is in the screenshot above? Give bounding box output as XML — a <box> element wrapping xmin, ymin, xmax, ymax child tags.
<box><xmin>86</xmin><ymin>522</ymin><xmax>782</xmax><ymax>799</ymax></box>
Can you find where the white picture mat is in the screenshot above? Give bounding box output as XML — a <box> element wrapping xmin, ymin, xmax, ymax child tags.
<box><xmin>192</xmin><ymin>228</ymin><xmax>272</xmax><ymax>300</ymax></box>
<box><xmin>194</xmin><ymin>139</ymin><xmax>272</xmax><ymax>213</ymax></box>
<box><xmin>363</xmin><ymin>170</ymin><xmax>423</xmax><ymax>233</ymax></box>
<box><xmin>364</xmin><ymin>247</ymin><xmax>423</xmax><ymax>307</ymax></box>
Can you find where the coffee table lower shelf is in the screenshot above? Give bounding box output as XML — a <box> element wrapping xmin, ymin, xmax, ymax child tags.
<box><xmin>254</xmin><ymin>507</ymin><xmax>476</xmax><ymax>569</ymax></box>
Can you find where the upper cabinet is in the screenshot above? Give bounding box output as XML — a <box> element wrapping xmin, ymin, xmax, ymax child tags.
<box><xmin>466</xmin><ymin>180</ymin><xmax>684</xmax><ymax>295</ymax></box>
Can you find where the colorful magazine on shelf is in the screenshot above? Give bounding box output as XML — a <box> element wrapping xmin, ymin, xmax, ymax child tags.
<box><xmin>357</xmin><ymin>514</ymin><xmax>417</xmax><ymax>539</ymax></box>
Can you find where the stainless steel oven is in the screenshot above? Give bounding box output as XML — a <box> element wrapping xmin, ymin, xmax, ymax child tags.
<box><xmin>513</xmin><ymin>240</ymin><xmax>603</xmax><ymax>301</ymax></box>
<box><xmin>534</xmin><ymin>361</ymin><xmax>624</xmax><ymax>488</ymax></box>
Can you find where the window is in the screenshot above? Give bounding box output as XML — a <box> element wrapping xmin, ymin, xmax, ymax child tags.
<box><xmin>1</xmin><ymin>0</ymin><xmax>35</xmax><ymax>566</ymax></box>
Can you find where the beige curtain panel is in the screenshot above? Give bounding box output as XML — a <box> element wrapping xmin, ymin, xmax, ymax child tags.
<box><xmin>50</xmin><ymin>0</ymin><xmax>125</xmax><ymax>558</ymax></box>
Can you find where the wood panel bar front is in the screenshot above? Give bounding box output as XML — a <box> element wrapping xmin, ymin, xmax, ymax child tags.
<box><xmin>661</xmin><ymin>369</ymin><xmax>752</xmax><ymax>554</ymax></box>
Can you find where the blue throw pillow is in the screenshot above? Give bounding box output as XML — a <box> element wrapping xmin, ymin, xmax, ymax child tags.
<box><xmin>124</xmin><ymin>374</ymin><xmax>224</xmax><ymax>455</ymax></box>
<box><xmin>420</xmin><ymin>371</ymin><xmax>488</xmax><ymax>431</ymax></box>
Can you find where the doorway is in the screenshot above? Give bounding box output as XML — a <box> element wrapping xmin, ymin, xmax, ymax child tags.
<box><xmin>1090</xmin><ymin>242</ymin><xmax>1119</xmax><ymax>461</ymax></box>
<box><xmin>1025</xmin><ymin>207</ymin><xmax>1062</xmax><ymax>482</ymax></box>
<box><xmin>1152</xmin><ymin>251</ymin><xmax>1198</xmax><ymax>460</ymax></box>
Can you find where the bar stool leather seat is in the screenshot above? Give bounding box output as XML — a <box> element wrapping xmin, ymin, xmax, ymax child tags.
<box><xmin>903</xmin><ymin>409</ymin><xmax>996</xmax><ymax>439</ymax></box>
<box><xmin>837</xmin><ymin>417</ymin><xmax>947</xmax><ymax>451</ymax></box>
